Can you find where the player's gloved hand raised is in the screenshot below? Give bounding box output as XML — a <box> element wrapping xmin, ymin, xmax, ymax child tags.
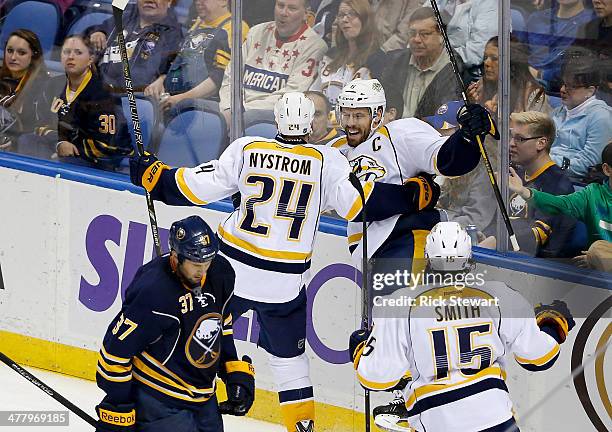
<box><xmin>349</xmin><ymin>328</ymin><xmax>371</xmax><ymax>367</ymax></box>
<box><xmin>95</xmin><ymin>400</ymin><xmax>135</xmax><ymax>432</ymax></box>
<box><xmin>535</xmin><ymin>300</ymin><xmax>575</xmax><ymax>344</ymax></box>
<box><xmin>219</xmin><ymin>356</ymin><xmax>255</xmax><ymax>416</ymax></box>
<box><xmin>129</xmin><ymin>151</ymin><xmax>170</xmax><ymax>192</ymax></box>
<box><xmin>456</xmin><ymin>103</ymin><xmax>500</xmax><ymax>141</ymax></box>
<box><xmin>403</xmin><ymin>172</ymin><xmax>440</xmax><ymax>211</ymax></box>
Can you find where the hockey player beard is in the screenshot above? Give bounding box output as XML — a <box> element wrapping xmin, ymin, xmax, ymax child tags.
<box><xmin>170</xmin><ymin>255</ymin><xmax>210</xmax><ymax>289</ymax></box>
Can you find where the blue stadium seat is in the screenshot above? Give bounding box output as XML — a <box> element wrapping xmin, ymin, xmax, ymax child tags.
<box><xmin>67</xmin><ymin>12</ymin><xmax>112</xmax><ymax>36</ymax></box>
<box><xmin>158</xmin><ymin>100</ymin><xmax>227</xmax><ymax>166</ymax></box>
<box><xmin>511</xmin><ymin>9</ymin><xmax>526</xmax><ymax>34</ymax></box>
<box><xmin>121</xmin><ymin>96</ymin><xmax>156</xmax><ymax>151</ymax></box>
<box><xmin>0</xmin><ymin>1</ymin><xmax>60</xmax><ymax>60</ymax></box>
<box><xmin>244</xmin><ymin>122</ymin><xmax>277</xmax><ymax>139</ymax></box>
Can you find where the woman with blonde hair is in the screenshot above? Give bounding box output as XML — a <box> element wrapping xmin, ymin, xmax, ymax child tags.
<box><xmin>310</xmin><ymin>0</ymin><xmax>386</xmax><ymax>109</ymax></box>
<box><xmin>0</xmin><ymin>29</ymin><xmax>51</xmax><ymax>148</ymax></box>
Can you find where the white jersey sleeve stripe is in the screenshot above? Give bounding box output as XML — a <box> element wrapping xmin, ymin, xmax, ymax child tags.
<box><xmin>343</xmin><ymin>180</ymin><xmax>374</xmax><ymax>221</ymax></box>
<box><xmin>218</xmin><ymin>226</ymin><xmax>312</xmax><ymax>261</ymax></box>
<box><xmin>176</xmin><ymin>168</ymin><xmax>208</xmax><ymax>205</ymax></box>
<box><xmin>514</xmin><ymin>343</ymin><xmax>560</xmax><ymax>366</ymax></box>
<box><xmin>357</xmin><ymin>371</ymin><xmax>401</xmax><ymax>391</ymax></box>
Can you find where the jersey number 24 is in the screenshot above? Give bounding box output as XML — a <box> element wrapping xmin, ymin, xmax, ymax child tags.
<box><xmin>239</xmin><ymin>174</ymin><xmax>314</xmax><ymax>241</ymax></box>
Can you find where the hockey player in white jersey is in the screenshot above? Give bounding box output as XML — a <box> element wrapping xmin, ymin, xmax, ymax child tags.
<box><xmin>129</xmin><ymin>92</ymin><xmax>441</xmax><ymax>432</ymax></box>
<box><xmin>349</xmin><ymin>222</ymin><xmax>575</xmax><ymax>432</ymax></box>
<box><xmin>330</xmin><ymin>78</ymin><xmax>499</xmax><ymax>412</ymax></box>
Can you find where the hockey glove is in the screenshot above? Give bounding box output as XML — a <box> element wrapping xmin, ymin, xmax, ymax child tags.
<box><xmin>95</xmin><ymin>400</ymin><xmax>136</xmax><ymax>432</ymax></box>
<box><xmin>456</xmin><ymin>103</ymin><xmax>500</xmax><ymax>141</ymax></box>
<box><xmin>534</xmin><ymin>300</ymin><xmax>575</xmax><ymax>344</ymax></box>
<box><xmin>349</xmin><ymin>328</ymin><xmax>371</xmax><ymax>368</ymax></box>
<box><xmin>403</xmin><ymin>172</ymin><xmax>440</xmax><ymax>211</ymax></box>
<box><xmin>219</xmin><ymin>356</ymin><xmax>255</xmax><ymax>416</ymax></box>
<box><xmin>129</xmin><ymin>152</ymin><xmax>170</xmax><ymax>192</ymax></box>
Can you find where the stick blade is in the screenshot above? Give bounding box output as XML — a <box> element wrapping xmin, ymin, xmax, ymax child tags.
<box><xmin>510</xmin><ymin>235</ymin><xmax>520</xmax><ymax>251</ymax></box>
<box><xmin>112</xmin><ymin>0</ymin><xmax>129</xmax><ymax>11</ymax></box>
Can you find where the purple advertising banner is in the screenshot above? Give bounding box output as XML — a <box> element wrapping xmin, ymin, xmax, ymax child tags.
<box><xmin>79</xmin><ymin>216</ymin><xmax>361</xmax><ymax>364</ymax></box>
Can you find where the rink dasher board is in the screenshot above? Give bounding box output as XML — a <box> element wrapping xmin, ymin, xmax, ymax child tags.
<box><xmin>0</xmin><ymin>159</ymin><xmax>610</xmax><ymax>432</ymax></box>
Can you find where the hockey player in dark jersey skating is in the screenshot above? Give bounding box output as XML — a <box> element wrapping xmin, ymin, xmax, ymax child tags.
<box><xmin>95</xmin><ymin>215</ymin><xmax>254</xmax><ymax>432</ymax></box>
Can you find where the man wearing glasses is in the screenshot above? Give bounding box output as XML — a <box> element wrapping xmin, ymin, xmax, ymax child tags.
<box><xmin>382</xmin><ymin>7</ymin><xmax>463</xmax><ymax>120</ymax></box>
<box><xmin>480</xmin><ymin>111</ymin><xmax>577</xmax><ymax>258</ymax></box>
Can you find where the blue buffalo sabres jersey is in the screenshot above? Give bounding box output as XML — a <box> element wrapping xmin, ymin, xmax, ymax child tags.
<box><xmin>96</xmin><ymin>255</ymin><xmax>237</xmax><ymax>407</ymax></box>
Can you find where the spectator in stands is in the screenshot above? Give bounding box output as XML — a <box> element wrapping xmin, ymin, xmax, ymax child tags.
<box><xmin>525</xmin><ymin>0</ymin><xmax>594</xmax><ymax>92</ymax></box>
<box><xmin>372</xmin><ymin>0</ymin><xmax>421</xmax><ymax>52</ymax></box>
<box><xmin>575</xmin><ymin>0</ymin><xmax>611</xmax><ymax>59</ymax></box>
<box><xmin>481</xmin><ymin>111</ymin><xmax>576</xmax><ymax>257</ymax></box>
<box><xmin>509</xmin><ymin>142</ymin><xmax>612</xmax><ymax>272</ymax></box>
<box><xmin>21</xmin><ymin>36</ymin><xmax>132</xmax><ymax>170</ymax></box>
<box><xmin>382</xmin><ymin>7</ymin><xmax>463</xmax><ymax>119</ymax></box>
<box><xmin>159</xmin><ymin>0</ymin><xmax>249</xmax><ymax>110</ymax></box>
<box><xmin>466</xmin><ymin>37</ymin><xmax>551</xmax><ymax>115</ymax></box>
<box><xmin>0</xmin><ymin>29</ymin><xmax>50</xmax><ymax>149</ymax></box>
<box><xmin>218</xmin><ymin>0</ymin><xmax>327</xmax><ymax>125</ymax></box>
<box><xmin>381</xmin><ymin>80</ymin><xmax>404</xmax><ymax>124</ymax></box>
<box><xmin>89</xmin><ymin>0</ymin><xmax>183</xmax><ymax>97</ymax></box>
<box><xmin>309</xmin><ymin>0</ymin><xmax>386</xmax><ymax>109</ymax></box>
<box><xmin>305</xmin><ymin>90</ymin><xmax>340</xmax><ymax>144</ymax></box>
<box><xmin>444</xmin><ymin>0</ymin><xmax>497</xmax><ymax>76</ymax></box>
<box><xmin>550</xmin><ymin>54</ymin><xmax>612</xmax><ymax>179</ymax></box>
<box><xmin>598</xmin><ymin>56</ymin><xmax>612</xmax><ymax>105</ymax></box>
<box><xmin>430</xmin><ymin>101</ymin><xmax>499</xmax><ymax>238</ymax></box>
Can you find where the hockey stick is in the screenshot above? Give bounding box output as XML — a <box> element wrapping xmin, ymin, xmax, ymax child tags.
<box><xmin>504</xmin><ymin>338</ymin><xmax>611</xmax><ymax>432</ymax></box>
<box><xmin>428</xmin><ymin>0</ymin><xmax>520</xmax><ymax>252</ymax></box>
<box><xmin>349</xmin><ymin>172</ymin><xmax>371</xmax><ymax>432</ymax></box>
<box><xmin>112</xmin><ymin>0</ymin><xmax>162</xmax><ymax>257</ymax></box>
<box><xmin>0</xmin><ymin>351</ymin><xmax>97</xmax><ymax>428</ymax></box>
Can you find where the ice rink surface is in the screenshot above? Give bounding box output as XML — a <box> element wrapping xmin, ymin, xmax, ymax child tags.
<box><xmin>0</xmin><ymin>363</ymin><xmax>284</xmax><ymax>431</ymax></box>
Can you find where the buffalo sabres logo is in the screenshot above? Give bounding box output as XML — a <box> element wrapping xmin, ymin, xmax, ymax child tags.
<box><xmin>510</xmin><ymin>193</ymin><xmax>527</xmax><ymax>217</ymax></box>
<box><xmin>176</xmin><ymin>228</ymin><xmax>186</xmax><ymax>240</ymax></box>
<box><xmin>350</xmin><ymin>154</ymin><xmax>386</xmax><ymax>181</ymax></box>
<box><xmin>185</xmin><ymin>313</ymin><xmax>222</xmax><ymax>368</ymax></box>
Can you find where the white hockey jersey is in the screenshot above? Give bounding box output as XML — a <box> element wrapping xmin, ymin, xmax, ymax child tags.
<box><xmin>170</xmin><ymin>137</ymin><xmax>375</xmax><ymax>303</ymax></box>
<box><xmin>309</xmin><ymin>55</ymin><xmax>374</xmax><ymax>108</ymax></box>
<box><xmin>219</xmin><ymin>21</ymin><xmax>328</xmax><ymax>111</ymax></box>
<box><xmin>357</xmin><ymin>281</ymin><xmax>561</xmax><ymax>431</ymax></box>
<box><xmin>328</xmin><ymin>118</ymin><xmax>447</xmax><ymax>261</ymax></box>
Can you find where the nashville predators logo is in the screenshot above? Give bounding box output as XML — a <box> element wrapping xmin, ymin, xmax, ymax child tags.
<box><xmin>185</xmin><ymin>313</ymin><xmax>222</xmax><ymax>369</ymax></box>
<box><xmin>350</xmin><ymin>155</ymin><xmax>386</xmax><ymax>182</ymax></box>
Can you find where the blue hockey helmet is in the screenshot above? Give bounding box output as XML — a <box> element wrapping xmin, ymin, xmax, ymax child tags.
<box><xmin>169</xmin><ymin>216</ymin><xmax>218</xmax><ymax>263</ymax></box>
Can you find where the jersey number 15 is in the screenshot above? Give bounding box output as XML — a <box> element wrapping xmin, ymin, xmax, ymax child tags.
<box><xmin>429</xmin><ymin>322</ymin><xmax>493</xmax><ymax>381</ymax></box>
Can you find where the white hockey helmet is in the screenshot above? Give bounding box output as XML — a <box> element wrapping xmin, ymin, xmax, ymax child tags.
<box><xmin>425</xmin><ymin>222</ymin><xmax>473</xmax><ymax>272</ymax></box>
<box><xmin>336</xmin><ymin>78</ymin><xmax>386</xmax><ymax>138</ymax></box>
<box><xmin>274</xmin><ymin>92</ymin><xmax>316</xmax><ymax>136</ymax></box>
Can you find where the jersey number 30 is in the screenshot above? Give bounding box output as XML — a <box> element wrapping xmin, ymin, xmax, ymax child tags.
<box><xmin>240</xmin><ymin>174</ymin><xmax>313</xmax><ymax>241</ymax></box>
<box><xmin>429</xmin><ymin>323</ymin><xmax>493</xmax><ymax>381</ymax></box>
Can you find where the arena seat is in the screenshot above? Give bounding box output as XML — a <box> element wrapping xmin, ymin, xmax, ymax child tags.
<box><xmin>66</xmin><ymin>12</ymin><xmax>112</xmax><ymax>36</ymax></box>
<box><xmin>158</xmin><ymin>100</ymin><xmax>227</xmax><ymax>166</ymax></box>
<box><xmin>244</xmin><ymin>109</ymin><xmax>277</xmax><ymax>139</ymax></box>
<box><xmin>121</xmin><ymin>96</ymin><xmax>156</xmax><ymax>151</ymax></box>
<box><xmin>0</xmin><ymin>1</ymin><xmax>61</xmax><ymax>60</ymax></box>
<box><xmin>244</xmin><ymin>122</ymin><xmax>277</xmax><ymax>139</ymax></box>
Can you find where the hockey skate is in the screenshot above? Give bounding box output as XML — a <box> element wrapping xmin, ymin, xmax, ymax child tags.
<box><xmin>373</xmin><ymin>390</ymin><xmax>413</xmax><ymax>432</ymax></box>
<box><xmin>295</xmin><ymin>419</ymin><xmax>314</xmax><ymax>432</ymax></box>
